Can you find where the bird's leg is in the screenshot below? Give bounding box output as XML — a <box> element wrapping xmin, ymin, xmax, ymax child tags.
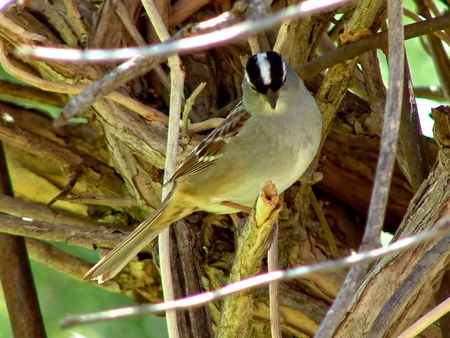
<box><xmin>221</xmin><ymin>201</ymin><xmax>252</xmax><ymax>251</ymax></box>
<box><xmin>230</xmin><ymin>213</ymin><xmax>240</xmax><ymax>227</ymax></box>
<box><xmin>220</xmin><ymin>201</ymin><xmax>252</xmax><ymax>213</ymax></box>
<box><xmin>220</xmin><ymin>201</ymin><xmax>252</xmax><ymax>250</ymax></box>
<box><xmin>299</xmin><ymin>171</ymin><xmax>323</xmax><ymax>185</ymax></box>
<box><xmin>230</xmin><ymin>213</ymin><xmax>248</xmax><ymax>252</ymax></box>
<box><xmin>230</xmin><ymin>213</ymin><xmax>240</xmax><ymax>249</ymax></box>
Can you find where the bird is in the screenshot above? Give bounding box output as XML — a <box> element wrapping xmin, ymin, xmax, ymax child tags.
<box><xmin>83</xmin><ymin>51</ymin><xmax>322</xmax><ymax>283</ymax></box>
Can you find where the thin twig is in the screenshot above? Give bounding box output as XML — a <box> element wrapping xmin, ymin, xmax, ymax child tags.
<box><xmin>315</xmin><ymin>0</ymin><xmax>405</xmax><ymax>335</ymax></box>
<box><xmin>182</xmin><ymin>82</ymin><xmax>206</xmax><ymax>145</ymax></box>
<box><xmin>141</xmin><ymin>0</ymin><xmax>184</xmax><ymax>336</ymax></box>
<box><xmin>268</xmin><ymin>219</ymin><xmax>281</xmax><ymax>338</ymax></box>
<box><xmin>267</xmin><ymin>22</ymin><xmax>297</xmax><ymax>336</ymax></box>
<box><xmin>414</xmin><ymin>86</ymin><xmax>445</xmax><ymax>101</ymax></box>
<box><xmin>0</xmin><ymin>142</ymin><xmax>46</xmax><ymax>338</ymax></box>
<box><xmin>58</xmin><ymin>195</ymin><xmax>134</xmax><ymax>207</ymax></box>
<box><xmin>59</xmin><ymin>220</ymin><xmax>450</xmax><ymax>328</ymax></box>
<box><xmin>403</xmin><ymin>8</ymin><xmax>450</xmax><ymax>46</ymax></box>
<box><xmin>309</xmin><ymin>190</ymin><xmax>338</xmax><ymax>257</ymax></box>
<box><xmin>114</xmin><ymin>0</ymin><xmax>171</xmax><ymax>91</ymax></box>
<box><xmin>298</xmin><ymin>13</ymin><xmax>450</xmax><ymax>79</ymax></box>
<box><xmin>188</xmin><ymin>118</ymin><xmax>223</xmax><ymax>133</ymax></box>
<box><xmin>398</xmin><ymin>295</ymin><xmax>450</xmax><ymax>338</ymax></box>
<box><xmin>416</xmin><ymin>3</ymin><xmax>450</xmax><ymax>102</ymax></box>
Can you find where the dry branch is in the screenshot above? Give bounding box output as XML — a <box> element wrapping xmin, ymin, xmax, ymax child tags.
<box><xmin>0</xmin><ymin>142</ymin><xmax>46</xmax><ymax>337</ymax></box>
<box><xmin>334</xmin><ymin>107</ymin><xmax>450</xmax><ymax>336</ymax></box>
<box><xmin>217</xmin><ymin>181</ymin><xmax>281</xmax><ymax>337</ymax></box>
<box><xmin>0</xmin><ymin>214</ymin><xmax>125</xmax><ymax>250</ymax></box>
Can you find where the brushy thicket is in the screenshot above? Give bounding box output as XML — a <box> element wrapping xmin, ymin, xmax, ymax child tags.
<box><xmin>1</xmin><ymin>0</ymin><xmax>450</xmax><ymax>337</ymax></box>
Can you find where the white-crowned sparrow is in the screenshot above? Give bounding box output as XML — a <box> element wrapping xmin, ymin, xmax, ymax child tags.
<box><xmin>84</xmin><ymin>51</ymin><xmax>322</xmax><ymax>283</ymax></box>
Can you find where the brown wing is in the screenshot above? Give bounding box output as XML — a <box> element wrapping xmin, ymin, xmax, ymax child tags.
<box><xmin>169</xmin><ymin>102</ymin><xmax>251</xmax><ymax>183</ymax></box>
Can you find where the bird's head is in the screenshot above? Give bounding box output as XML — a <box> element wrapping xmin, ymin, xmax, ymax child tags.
<box><xmin>244</xmin><ymin>51</ymin><xmax>287</xmax><ymax>110</ymax></box>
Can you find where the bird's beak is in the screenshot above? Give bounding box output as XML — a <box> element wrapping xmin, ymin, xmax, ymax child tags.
<box><xmin>266</xmin><ymin>89</ymin><xmax>279</xmax><ymax>110</ymax></box>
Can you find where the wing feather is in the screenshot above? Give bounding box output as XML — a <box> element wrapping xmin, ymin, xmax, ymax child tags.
<box><xmin>169</xmin><ymin>102</ymin><xmax>251</xmax><ymax>183</ymax></box>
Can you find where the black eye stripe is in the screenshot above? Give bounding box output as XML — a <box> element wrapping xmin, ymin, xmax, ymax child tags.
<box><xmin>245</xmin><ymin>51</ymin><xmax>287</xmax><ymax>95</ymax></box>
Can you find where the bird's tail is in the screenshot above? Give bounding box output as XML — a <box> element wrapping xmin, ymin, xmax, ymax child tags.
<box><xmin>83</xmin><ymin>191</ymin><xmax>190</xmax><ymax>283</ymax></box>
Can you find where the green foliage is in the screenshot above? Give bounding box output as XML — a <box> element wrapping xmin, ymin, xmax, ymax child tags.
<box><xmin>0</xmin><ymin>244</ymin><xmax>168</xmax><ymax>338</ymax></box>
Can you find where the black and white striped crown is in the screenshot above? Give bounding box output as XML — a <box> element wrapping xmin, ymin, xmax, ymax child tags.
<box><xmin>245</xmin><ymin>51</ymin><xmax>287</xmax><ymax>95</ymax></box>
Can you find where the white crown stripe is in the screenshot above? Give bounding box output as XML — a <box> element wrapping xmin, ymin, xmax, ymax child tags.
<box><xmin>256</xmin><ymin>53</ymin><xmax>271</xmax><ymax>86</ymax></box>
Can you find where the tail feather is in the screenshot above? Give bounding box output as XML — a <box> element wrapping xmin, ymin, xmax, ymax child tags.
<box><xmin>83</xmin><ymin>192</ymin><xmax>190</xmax><ymax>283</ymax></box>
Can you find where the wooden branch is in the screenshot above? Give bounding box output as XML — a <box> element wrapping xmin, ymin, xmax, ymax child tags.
<box><xmin>114</xmin><ymin>0</ymin><xmax>171</xmax><ymax>91</ymax></box>
<box><xmin>217</xmin><ymin>181</ymin><xmax>281</xmax><ymax>337</ymax></box>
<box><xmin>27</xmin><ymin>239</ymin><xmax>93</xmax><ymax>280</ymax></box>
<box><xmin>0</xmin><ymin>214</ymin><xmax>126</xmax><ymax>250</ymax></box>
<box><xmin>397</xmin><ymin>57</ymin><xmax>429</xmax><ymax>191</ymax></box>
<box><xmin>0</xmin><ymin>41</ymin><xmax>167</xmax><ymax>125</ymax></box>
<box><xmin>314</xmin><ymin>0</ymin><xmax>383</xmax><ymax>156</ymax></box>
<box><xmin>416</xmin><ymin>1</ymin><xmax>450</xmax><ymax>102</ymax></box>
<box><xmin>0</xmin><ymin>194</ymin><xmax>121</xmax><ymax>229</ymax></box>
<box><xmin>334</xmin><ymin>106</ymin><xmax>450</xmax><ymax>336</ymax></box>
<box><xmin>0</xmin><ymin>79</ymin><xmax>67</xmax><ymax>108</ymax></box>
<box><xmin>398</xmin><ymin>294</ymin><xmax>450</xmax><ymax>337</ymax></box>
<box><xmin>414</xmin><ymin>86</ymin><xmax>446</xmax><ymax>102</ymax></box>
<box><xmin>360</xmin><ymin>50</ymin><xmax>429</xmax><ymax>192</ymax></box>
<box><xmin>0</xmin><ymin>113</ymin><xmax>125</xmax><ymax>198</ymax></box>
<box><xmin>366</xmin><ymin>236</ymin><xmax>450</xmax><ymax>336</ymax></box>
<box><xmin>141</xmin><ymin>0</ymin><xmax>185</xmax><ymax>336</ymax></box>
<box><xmin>26</xmin><ymin>238</ymin><xmax>162</xmax><ymax>302</ymax></box>
<box><xmin>430</xmin><ymin>104</ymin><xmax>450</xmax><ymax>338</ymax></box>
<box><xmin>0</xmin><ymin>142</ymin><xmax>46</xmax><ymax>338</ymax></box>
<box><xmin>335</xmin><ymin>164</ymin><xmax>450</xmax><ymax>336</ymax></box>
<box><xmin>316</xmin><ymin>0</ymin><xmax>398</xmax><ymax>335</ymax></box>
<box><xmin>54</xmin><ymin>55</ymin><xmax>167</xmax><ymax>127</ymax></box>
<box><xmin>170</xmin><ymin>222</ymin><xmax>214</xmax><ymax>337</ymax></box>
<box><xmin>298</xmin><ymin>13</ymin><xmax>450</xmax><ymax>79</ymax></box>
